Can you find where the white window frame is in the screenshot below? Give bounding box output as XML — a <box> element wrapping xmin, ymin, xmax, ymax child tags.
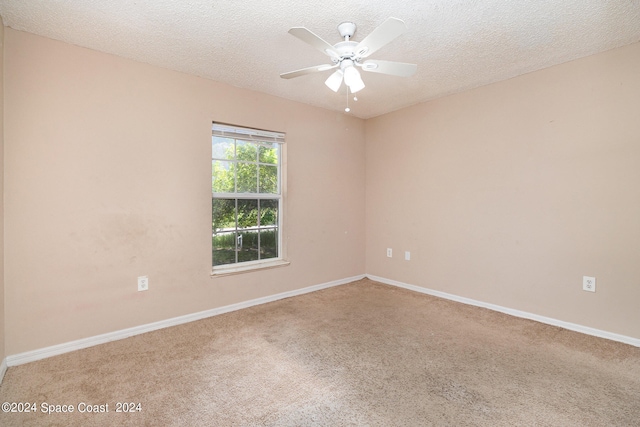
<box><xmin>211</xmin><ymin>123</ymin><xmax>288</xmax><ymax>276</ymax></box>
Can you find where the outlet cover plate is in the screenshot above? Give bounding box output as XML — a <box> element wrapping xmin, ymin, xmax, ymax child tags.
<box><xmin>138</xmin><ymin>276</ymin><xmax>149</xmax><ymax>292</ymax></box>
<box><xmin>583</xmin><ymin>276</ymin><xmax>595</xmax><ymax>292</ymax></box>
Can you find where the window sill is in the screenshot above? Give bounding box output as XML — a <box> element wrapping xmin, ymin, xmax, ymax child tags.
<box><xmin>211</xmin><ymin>259</ymin><xmax>290</xmax><ymax>277</ymax></box>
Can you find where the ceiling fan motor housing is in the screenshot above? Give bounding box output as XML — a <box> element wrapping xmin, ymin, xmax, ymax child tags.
<box><xmin>332</xmin><ymin>41</ymin><xmax>359</xmax><ymax>63</ymax></box>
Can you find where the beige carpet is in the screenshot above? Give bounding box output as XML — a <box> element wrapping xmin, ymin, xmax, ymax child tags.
<box><xmin>1</xmin><ymin>278</ymin><xmax>639</xmax><ymax>426</ymax></box>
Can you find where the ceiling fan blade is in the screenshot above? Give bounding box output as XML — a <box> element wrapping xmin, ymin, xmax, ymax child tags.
<box><xmin>288</xmin><ymin>27</ymin><xmax>340</xmax><ymax>58</ymax></box>
<box><xmin>354</xmin><ymin>17</ymin><xmax>407</xmax><ymax>59</ymax></box>
<box><xmin>280</xmin><ymin>64</ymin><xmax>337</xmax><ymax>79</ymax></box>
<box><xmin>361</xmin><ymin>60</ymin><xmax>417</xmax><ymax>77</ymax></box>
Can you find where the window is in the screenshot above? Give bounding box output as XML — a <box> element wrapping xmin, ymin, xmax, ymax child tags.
<box><xmin>211</xmin><ymin>123</ymin><xmax>286</xmax><ymax>274</ymax></box>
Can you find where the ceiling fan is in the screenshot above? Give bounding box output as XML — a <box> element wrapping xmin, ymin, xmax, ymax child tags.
<box><xmin>280</xmin><ymin>18</ymin><xmax>417</xmax><ymax>94</ymax></box>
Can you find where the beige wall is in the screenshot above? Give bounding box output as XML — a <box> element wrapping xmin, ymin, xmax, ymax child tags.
<box><xmin>3</xmin><ymin>29</ymin><xmax>366</xmax><ymax>355</ymax></box>
<box><xmin>0</xmin><ymin>16</ymin><xmax>5</xmax><ymax>363</ymax></box>
<box><xmin>366</xmin><ymin>42</ymin><xmax>640</xmax><ymax>339</ymax></box>
<box><xmin>3</xmin><ymin>26</ymin><xmax>639</xmax><ymax>357</ymax></box>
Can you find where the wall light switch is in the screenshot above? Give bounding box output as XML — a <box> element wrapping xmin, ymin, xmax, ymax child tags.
<box><xmin>405</xmin><ymin>251</ymin><xmax>411</xmax><ymax>261</ymax></box>
<box><xmin>386</xmin><ymin>248</ymin><xmax>392</xmax><ymax>258</ymax></box>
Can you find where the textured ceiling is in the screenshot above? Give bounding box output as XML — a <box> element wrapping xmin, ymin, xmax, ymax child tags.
<box><xmin>1</xmin><ymin>1</ymin><xmax>640</xmax><ymax>119</ymax></box>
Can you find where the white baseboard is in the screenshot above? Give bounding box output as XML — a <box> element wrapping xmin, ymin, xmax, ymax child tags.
<box><xmin>0</xmin><ymin>358</ymin><xmax>7</xmax><ymax>384</ymax></box>
<box><xmin>6</xmin><ymin>274</ymin><xmax>366</xmax><ymax>367</ymax></box>
<box><xmin>367</xmin><ymin>274</ymin><xmax>640</xmax><ymax>348</ymax></box>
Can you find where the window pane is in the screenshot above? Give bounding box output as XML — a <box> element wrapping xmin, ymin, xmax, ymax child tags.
<box><xmin>236</xmin><ymin>140</ymin><xmax>257</xmax><ymax>162</ymax></box>
<box><xmin>213</xmin><ymin>230</ymin><xmax>237</xmax><ymax>266</ymax></box>
<box><xmin>259</xmin><ymin>165</ymin><xmax>278</xmax><ymax>194</ymax></box>
<box><xmin>212</xmin><ymin>198</ymin><xmax>236</xmax><ymax>232</ymax></box>
<box><xmin>236</xmin><ymin>163</ymin><xmax>258</xmax><ymax>193</ymax></box>
<box><xmin>260</xmin><ymin>227</ymin><xmax>278</xmax><ymax>260</ymax></box>
<box><xmin>212</xmin><ymin>160</ymin><xmax>235</xmax><ymax>193</ymax></box>
<box><xmin>237</xmin><ymin>230</ymin><xmax>259</xmax><ymax>263</ymax></box>
<box><xmin>260</xmin><ymin>199</ymin><xmax>278</xmax><ymax>226</ymax></box>
<box><xmin>212</xmin><ymin>137</ymin><xmax>235</xmax><ymax>160</ymax></box>
<box><xmin>259</xmin><ymin>143</ymin><xmax>278</xmax><ymax>164</ymax></box>
<box><xmin>237</xmin><ymin>199</ymin><xmax>258</xmax><ymax>229</ymax></box>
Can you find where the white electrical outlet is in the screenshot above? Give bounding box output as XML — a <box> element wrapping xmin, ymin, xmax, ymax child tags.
<box><xmin>386</xmin><ymin>248</ymin><xmax>393</xmax><ymax>258</ymax></box>
<box><xmin>138</xmin><ymin>276</ymin><xmax>149</xmax><ymax>292</ymax></box>
<box><xmin>405</xmin><ymin>251</ymin><xmax>411</xmax><ymax>261</ymax></box>
<box><xmin>582</xmin><ymin>276</ymin><xmax>595</xmax><ymax>292</ymax></box>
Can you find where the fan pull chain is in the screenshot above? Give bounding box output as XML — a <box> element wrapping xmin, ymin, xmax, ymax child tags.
<box><xmin>345</xmin><ymin>86</ymin><xmax>351</xmax><ymax>113</ymax></box>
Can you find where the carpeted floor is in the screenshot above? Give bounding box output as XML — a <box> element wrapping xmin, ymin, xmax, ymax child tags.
<box><xmin>1</xmin><ymin>278</ymin><xmax>639</xmax><ymax>426</ymax></box>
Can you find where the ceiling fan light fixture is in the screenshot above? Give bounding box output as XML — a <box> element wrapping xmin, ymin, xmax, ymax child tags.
<box><xmin>344</xmin><ymin>65</ymin><xmax>365</xmax><ymax>93</ymax></box>
<box><xmin>348</xmin><ymin>77</ymin><xmax>365</xmax><ymax>93</ymax></box>
<box><xmin>343</xmin><ymin>64</ymin><xmax>358</xmax><ymax>84</ymax></box>
<box><xmin>325</xmin><ymin>69</ymin><xmax>344</xmax><ymax>92</ymax></box>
